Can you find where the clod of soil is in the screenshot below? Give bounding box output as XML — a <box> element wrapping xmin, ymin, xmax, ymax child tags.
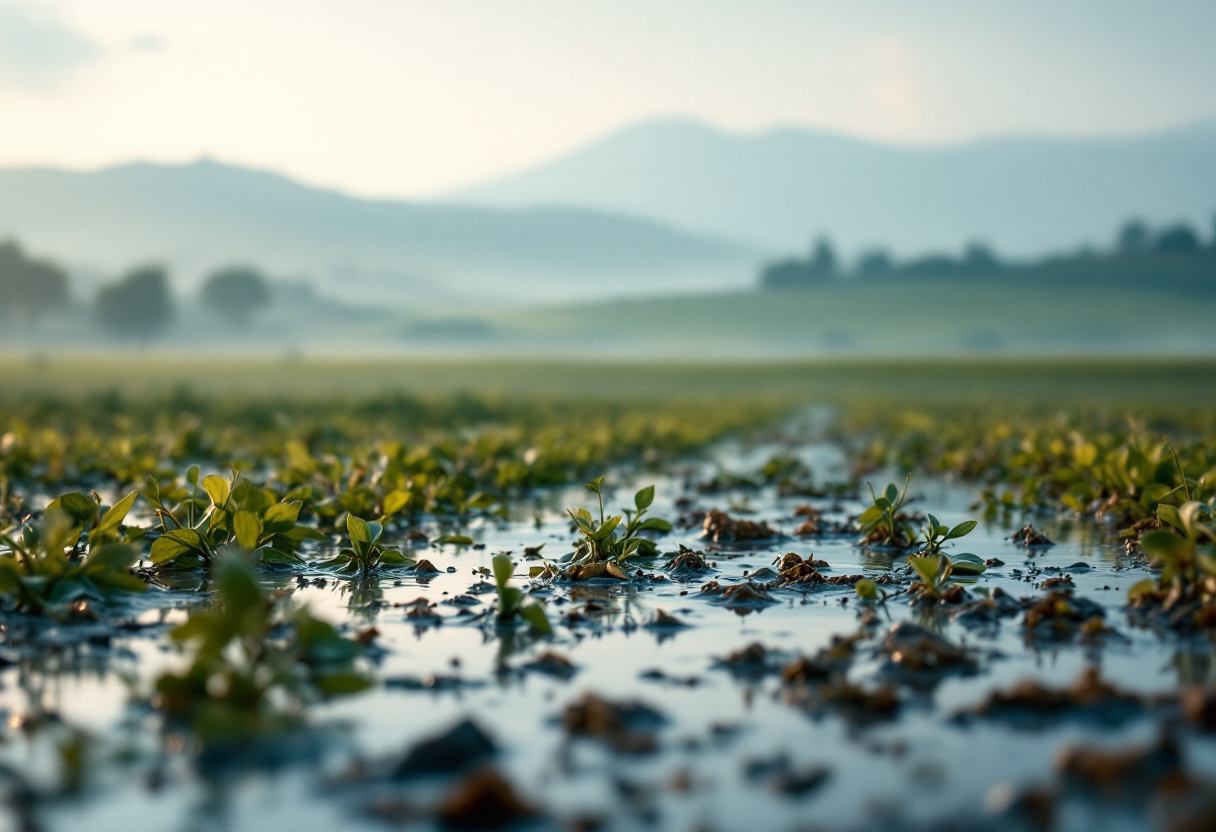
<box><xmin>773</xmin><ymin>552</ymin><xmax>862</xmax><ymax>588</ymax></box>
<box><xmin>879</xmin><ymin>621</ymin><xmax>975</xmax><ymax>674</ymax></box>
<box><xmin>412</xmin><ymin>559</ymin><xmax>442</xmax><ymax>574</ymax></box>
<box><xmin>701</xmin><ymin>510</ymin><xmax>777</xmax><ymax>543</ymax></box>
<box><xmin>952</xmin><ymin>586</ymin><xmax>1025</xmax><ymax>626</ymax></box>
<box><xmin>781</xmin><ymin>633</ymin><xmax>860</xmax><ymax>684</ymax></box>
<box><xmin>1055</xmin><ymin>731</ymin><xmax>1183</xmax><ymax>800</ymax></box>
<box><xmin>716</xmin><ymin>642</ymin><xmax>773</xmax><ymax>676</ymax></box>
<box><xmin>957</xmin><ymin>667</ymin><xmax>1147</xmax><ymax>727</ymax></box>
<box><xmin>784</xmin><ymin>677</ymin><xmax>901</xmax><ymax>724</ymax></box>
<box><xmin>699</xmin><ymin>580</ymin><xmax>776</xmax><ymax>611</ymax></box>
<box><xmin>663</xmin><ymin>547</ymin><xmax>713</xmax><ymax>578</ymax></box>
<box><xmin>523</xmin><ymin>651</ymin><xmax>577</xmax><ymax>679</ymax></box>
<box><xmin>647</xmin><ymin>609</ymin><xmax>687</xmax><ymax>629</ymax></box>
<box><xmin>395</xmin><ymin>719</ymin><xmax>497</xmax><ymax>778</ymax></box>
<box><xmin>1022</xmin><ymin>590</ymin><xmax>1106</xmax><ymax>639</ymax></box>
<box><xmin>439</xmin><ymin>768</ymin><xmax>537</xmax><ymax>830</ymax></box>
<box><xmin>1011</xmin><ymin>524</ymin><xmax>1055</xmax><ymax>547</ymax></box>
<box><xmin>562</xmin><ymin>693</ymin><xmax>666</xmax><ymax>753</ymax></box>
<box><xmin>564</xmin><ymin>561</ymin><xmax>631</xmax><ymax>582</ymax></box>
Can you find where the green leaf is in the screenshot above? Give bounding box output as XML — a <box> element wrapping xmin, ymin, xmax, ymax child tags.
<box><xmin>492</xmin><ymin>554</ymin><xmax>514</xmax><ymax>590</ymax></box>
<box><xmin>233</xmin><ymin>510</ymin><xmax>262</xmax><ymax>551</ymax></box>
<box><xmin>347</xmin><ymin>514</ymin><xmax>371</xmax><ymax>545</ymax></box>
<box><xmin>945</xmin><ymin>520</ymin><xmax>977</xmax><ymax>540</ymax></box>
<box><xmin>436</xmin><ymin>534</ymin><xmax>473</xmax><ymax>545</ymax></box>
<box><xmin>85</xmin><ymin>543</ymin><xmax>139</xmax><ymax>572</ymax></box>
<box><xmin>262</xmin><ymin>500</ymin><xmax>302</xmax><ymax>533</ymax></box>
<box><xmin>256</xmin><ymin>545</ymin><xmax>304</xmax><ymax>565</ymax></box>
<box><xmin>884</xmin><ymin>484</ymin><xmax>899</xmax><ymax>504</ymax></box>
<box><xmin>855</xmin><ymin>578</ymin><xmax>879</xmax><ymax>600</ymax></box>
<box><xmin>637</xmin><ymin>517</ymin><xmax>673</xmax><ymax>533</ymax></box>
<box><xmin>50</xmin><ymin>491</ymin><xmax>96</xmax><ymax>523</ymax></box>
<box><xmin>947</xmin><ymin>552</ymin><xmax>986</xmax><ymax>575</ymax></box>
<box><xmin>591</xmin><ymin>515</ymin><xmax>621</xmax><ymax>541</ymax></box>
<box><xmin>202</xmin><ymin>475</ymin><xmax>230</xmax><ymax>508</ymax></box>
<box><xmin>908</xmin><ymin>555</ymin><xmax>943</xmax><ymax>586</ymax></box>
<box><xmin>519</xmin><ymin>602</ymin><xmax>551</xmax><ymax>634</ymax></box>
<box><xmin>150</xmin><ymin>528</ymin><xmax>209</xmax><ymax>564</ymax></box>
<box><xmin>1140</xmin><ymin>530</ymin><xmax>1189</xmax><ymax>562</ymax></box>
<box><xmin>586</xmin><ymin>476</ymin><xmax>605</xmax><ymax>494</ymax></box>
<box><xmin>377</xmin><ymin>550</ymin><xmax>413</xmax><ymax>565</ymax></box>
<box><xmin>314</xmin><ymin>673</ymin><xmax>371</xmax><ymax>696</ymax></box>
<box><xmin>634</xmin><ymin>485</ymin><xmax>655</xmax><ymax>511</ymax></box>
<box><xmin>1156</xmin><ymin>503</ymin><xmax>1183</xmax><ymax>532</ymax></box>
<box><xmin>381</xmin><ymin>489</ymin><xmax>410</xmax><ymax>517</ymax></box>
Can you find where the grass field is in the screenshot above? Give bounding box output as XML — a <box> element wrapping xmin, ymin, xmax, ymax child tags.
<box><xmin>0</xmin><ymin>354</ymin><xmax>1211</xmax><ymax>407</ymax></box>
<box><xmin>490</xmin><ymin>279</ymin><xmax>1216</xmax><ymax>356</ymax></box>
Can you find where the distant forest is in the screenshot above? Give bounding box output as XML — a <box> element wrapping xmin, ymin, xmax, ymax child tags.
<box><xmin>759</xmin><ymin>215</ymin><xmax>1216</xmax><ymax>291</ymax></box>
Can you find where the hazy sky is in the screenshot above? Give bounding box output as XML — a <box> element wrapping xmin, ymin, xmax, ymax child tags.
<box><xmin>1</xmin><ymin>0</ymin><xmax>1213</xmax><ymax>198</ymax></box>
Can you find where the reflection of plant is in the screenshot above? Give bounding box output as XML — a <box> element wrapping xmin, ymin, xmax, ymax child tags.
<box><xmin>148</xmin><ymin>472</ymin><xmax>325</xmax><ymax>568</ymax></box>
<box><xmin>0</xmin><ymin>502</ymin><xmax>146</xmax><ymax>614</ymax></box>
<box><xmin>318</xmin><ymin>514</ymin><xmax>414</xmax><ymax>573</ymax></box>
<box><xmin>858</xmin><ymin>476</ymin><xmax>917</xmax><ymax>548</ymax></box>
<box><xmin>492</xmin><ymin>554</ymin><xmax>550</xmax><ymax>633</ymax></box>
<box><xmin>154</xmin><ymin>557</ymin><xmax>369</xmax><ymax>739</ymax></box>
<box><xmin>567</xmin><ymin>478</ymin><xmax>672</xmax><ymax>565</ymax></box>
<box><xmin>1129</xmin><ymin>501</ymin><xmax>1216</xmax><ymax>603</ymax></box>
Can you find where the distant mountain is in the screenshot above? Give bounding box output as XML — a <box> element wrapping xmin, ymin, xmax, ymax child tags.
<box><xmin>0</xmin><ymin>160</ymin><xmax>758</xmax><ymax>306</ymax></box>
<box><xmin>452</xmin><ymin>118</ymin><xmax>1216</xmax><ymax>258</ymax></box>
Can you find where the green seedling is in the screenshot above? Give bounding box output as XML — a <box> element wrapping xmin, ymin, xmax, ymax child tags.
<box><xmin>0</xmin><ymin>505</ymin><xmax>146</xmax><ymax>614</ymax></box>
<box><xmin>154</xmin><ymin>556</ymin><xmax>369</xmax><ymax>739</ymax></box>
<box><xmin>45</xmin><ymin>489</ymin><xmax>140</xmax><ymax>551</ymax></box>
<box><xmin>918</xmin><ymin>514</ymin><xmax>984</xmax><ymax>575</ymax></box>
<box><xmin>148</xmin><ymin>471</ymin><xmax>325</xmax><ymax>568</ymax></box>
<box><xmin>858</xmin><ymin>475</ymin><xmax>918</xmax><ymax>548</ymax></box>
<box><xmin>907</xmin><ymin>554</ymin><xmax>953</xmax><ymax>601</ymax></box>
<box><xmin>566</xmin><ymin>478</ymin><xmax>672</xmax><ymax>565</ymax></box>
<box><xmin>1128</xmin><ymin>501</ymin><xmax>1216</xmax><ymax>603</ymax></box>
<box><xmin>492</xmin><ymin>553</ymin><xmax>551</xmax><ymax>633</ymax></box>
<box><xmin>855</xmin><ymin>578</ymin><xmax>882</xmax><ymax>601</ymax></box>
<box><xmin>317</xmin><ymin>514</ymin><xmax>414</xmax><ymax>573</ymax></box>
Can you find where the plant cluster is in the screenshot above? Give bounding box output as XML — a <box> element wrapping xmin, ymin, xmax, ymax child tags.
<box><xmin>567</xmin><ymin>478</ymin><xmax>672</xmax><ymax>566</ymax></box>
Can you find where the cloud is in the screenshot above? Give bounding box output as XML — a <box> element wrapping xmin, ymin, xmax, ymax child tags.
<box><xmin>0</xmin><ymin>3</ymin><xmax>100</xmax><ymax>94</ymax></box>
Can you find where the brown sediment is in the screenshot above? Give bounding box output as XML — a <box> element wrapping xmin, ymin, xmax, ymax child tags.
<box><xmin>702</xmin><ymin>510</ymin><xmax>777</xmax><ymax>543</ymax></box>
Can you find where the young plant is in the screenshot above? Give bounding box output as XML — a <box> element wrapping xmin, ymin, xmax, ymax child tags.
<box><xmin>566</xmin><ymin>478</ymin><xmax>672</xmax><ymax>565</ymax></box>
<box><xmin>492</xmin><ymin>553</ymin><xmax>551</xmax><ymax>633</ymax></box>
<box><xmin>0</xmin><ymin>505</ymin><xmax>146</xmax><ymax>615</ymax></box>
<box><xmin>318</xmin><ymin>514</ymin><xmax>414</xmax><ymax>573</ymax></box>
<box><xmin>918</xmin><ymin>514</ymin><xmax>984</xmax><ymax>575</ymax></box>
<box><xmin>907</xmin><ymin>554</ymin><xmax>952</xmax><ymax>601</ymax></box>
<box><xmin>154</xmin><ymin>556</ymin><xmax>370</xmax><ymax>739</ymax></box>
<box><xmin>1128</xmin><ymin>501</ymin><xmax>1216</xmax><ymax>603</ymax></box>
<box><xmin>858</xmin><ymin>475</ymin><xmax>918</xmax><ymax>548</ymax></box>
<box><xmin>45</xmin><ymin>489</ymin><xmax>140</xmax><ymax>552</ymax></box>
<box><xmin>148</xmin><ymin>472</ymin><xmax>326</xmax><ymax>568</ymax></box>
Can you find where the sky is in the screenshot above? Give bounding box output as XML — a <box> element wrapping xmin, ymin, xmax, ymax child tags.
<box><xmin>1</xmin><ymin>0</ymin><xmax>1214</xmax><ymax>199</ymax></box>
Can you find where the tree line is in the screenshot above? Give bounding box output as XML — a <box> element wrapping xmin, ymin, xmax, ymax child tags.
<box><xmin>0</xmin><ymin>240</ymin><xmax>272</xmax><ymax>340</ymax></box>
<box><xmin>759</xmin><ymin>214</ymin><xmax>1216</xmax><ymax>289</ymax></box>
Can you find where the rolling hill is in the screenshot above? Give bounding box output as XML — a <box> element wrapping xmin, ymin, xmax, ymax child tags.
<box><xmin>453</xmin><ymin>118</ymin><xmax>1216</xmax><ymax>257</ymax></box>
<box><xmin>0</xmin><ymin>160</ymin><xmax>758</xmax><ymax>306</ymax></box>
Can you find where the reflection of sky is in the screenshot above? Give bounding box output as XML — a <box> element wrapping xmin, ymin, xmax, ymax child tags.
<box><xmin>0</xmin><ymin>0</ymin><xmax>1213</xmax><ymax>197</ymax></box>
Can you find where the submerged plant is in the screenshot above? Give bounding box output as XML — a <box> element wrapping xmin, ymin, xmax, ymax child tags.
<box><xmin>858</xmin><ymin>476</ymin><xmax>918</xmax><ymax>548</ymax></box>
<box><xmin>148</xmin><ymin>472</ymin><xmax>326</xmax><ymax>568</ymax></box>
<box><xmin>318</xmin><ymin>514</ymin><xmax>414</xmax><ymax>573</ymax></box>
<box><xmin>0</xmin><ymin>501</ymin><xmax>146</xmax><ymax>615</ymax></box>
<box><xmin>154</xmin><ymin>556</ymin><xmax>370</xmax><ymax>739</ymax></box>
<box><xmin>566</xmin><ymin>478</ymin><xmax>672</xmax><ymax>566</ymax></box>
<box><xmin>492</xmin><ymin>553</ymin><xmax>550</xmax><ymax>633</ymax></box>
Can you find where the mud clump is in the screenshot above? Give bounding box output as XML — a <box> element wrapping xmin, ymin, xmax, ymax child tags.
<box><xmin>957</xmin><ymin>667</ymin><xmax>1147</xmax><ymax>728</ymax></box>
<box><xmin>523</xmin><ymin>651</ymin><xmax>577</xmax><ymax>679</ymax></box>
<box><xmin>702</xmin><ymin>510</ymin><xmax>777</xmax><ymax>543</ymax></box>
<box><xmin>879</xmin><ymin>622</ymin><xmax>975</xmax><ymax>675</ymax></box>
<box><xmin>773</xmin><ymin>553</ymin><xmax>864</xmax><ymax>588</ymax></box>
<box><xmin>646</xmin><ymin>609</ymin><xmax>687</xmax><ymax>629</ymax></box>
<box><xmin>1011</xmin><ymin>524</ymin><xmax>1055</xmax><ymax>548</ymax></box>
<box><xmin>784</xmin><ymin>677</ymin><xmax>900</xmax><ymax>724</ymax></box>
<box><xmin>716</xmin><ymin>642</ymin><xmax>774</xmax><ymax>676</ymax></box>
<box><xmin>952</xmin><ymin>586</ymin><xmax>1025</xmax><ymax>627</ymax></box>
<box><xmin>562</xmin><ymin>693</ymin><xmax>666</xmax><ymax>753</ymax></box>
<box><xmin>780</xmin><ymin>633</ymin><xmax>860</xmax><ymax>684</ymax></box>
<box><xmin>563</xmin><ymin>561</ymin><xmax>631</xmax><ymax>582</ymax></box>
<box><xmin>395</xmin><ymin>720</ymin><xmax>497</xmax><ymax>778</ymax></box>
<box><xmin>699</xmin><ymin>580</ymin><xmax>776</xmax><ymax>611</ymax></box>
<box><xmin>439</xmin><ymin>768</ymin><xmax>537</xmax><ymax>830</ymax></box>
<box><xmin>1055</xmin><ymin>731</ymin><xmax>1184</xmax><ymax>800</ymax></box>
<box><xmin>663</xmin><ymin>547</ymin><xmax>713</xmax><ymax>579</ymax></box>
<box><xmin>1022</xmin><ymin>589</ymin><xmax>1105</xmax><ymax>640</ymax></box>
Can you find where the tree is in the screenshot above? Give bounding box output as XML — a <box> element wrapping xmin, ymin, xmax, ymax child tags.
<box><xmin>0</xmin><ymin>240</ymin><xmax>69</xmax><ymax>323</ymax></box>
<box><xmin>96</xmin><ymin>265</ymin><xmax>172</xmax><ymax>342</ymax></box>
<box><xmin>962</xmin><ymin>242</ymin><xmax>1001</xmax><ymax>273</ymax></box>
<box><xmin>807</xmin><ymin>237</ymin><xmax>838</xmax><ymax>278</ymax></box>
<box><xmin>199</xmin><ymin>266</ymin><xmax>271</xmax><ymax>327</ymax></box>
<box><xmin>1117</xmin><ymin>219</ymin><xmax>1151</xmax><ymax>254</ymax></box>
<box><xmin>1155</xmin><ymin>224</ymin><xmax>1200</xmax><ymax>254</ymax></box>
<box><xmin>856</xmin><ymin>249</ymin><xmax>893</xmax><ymax>277</ymax></box>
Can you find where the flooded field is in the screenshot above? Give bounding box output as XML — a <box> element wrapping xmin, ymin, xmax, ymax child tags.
<box><xmin>2</xmin><ymin>399</ymin><xmax>1213</xmax><ymax>832</ymax></box>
